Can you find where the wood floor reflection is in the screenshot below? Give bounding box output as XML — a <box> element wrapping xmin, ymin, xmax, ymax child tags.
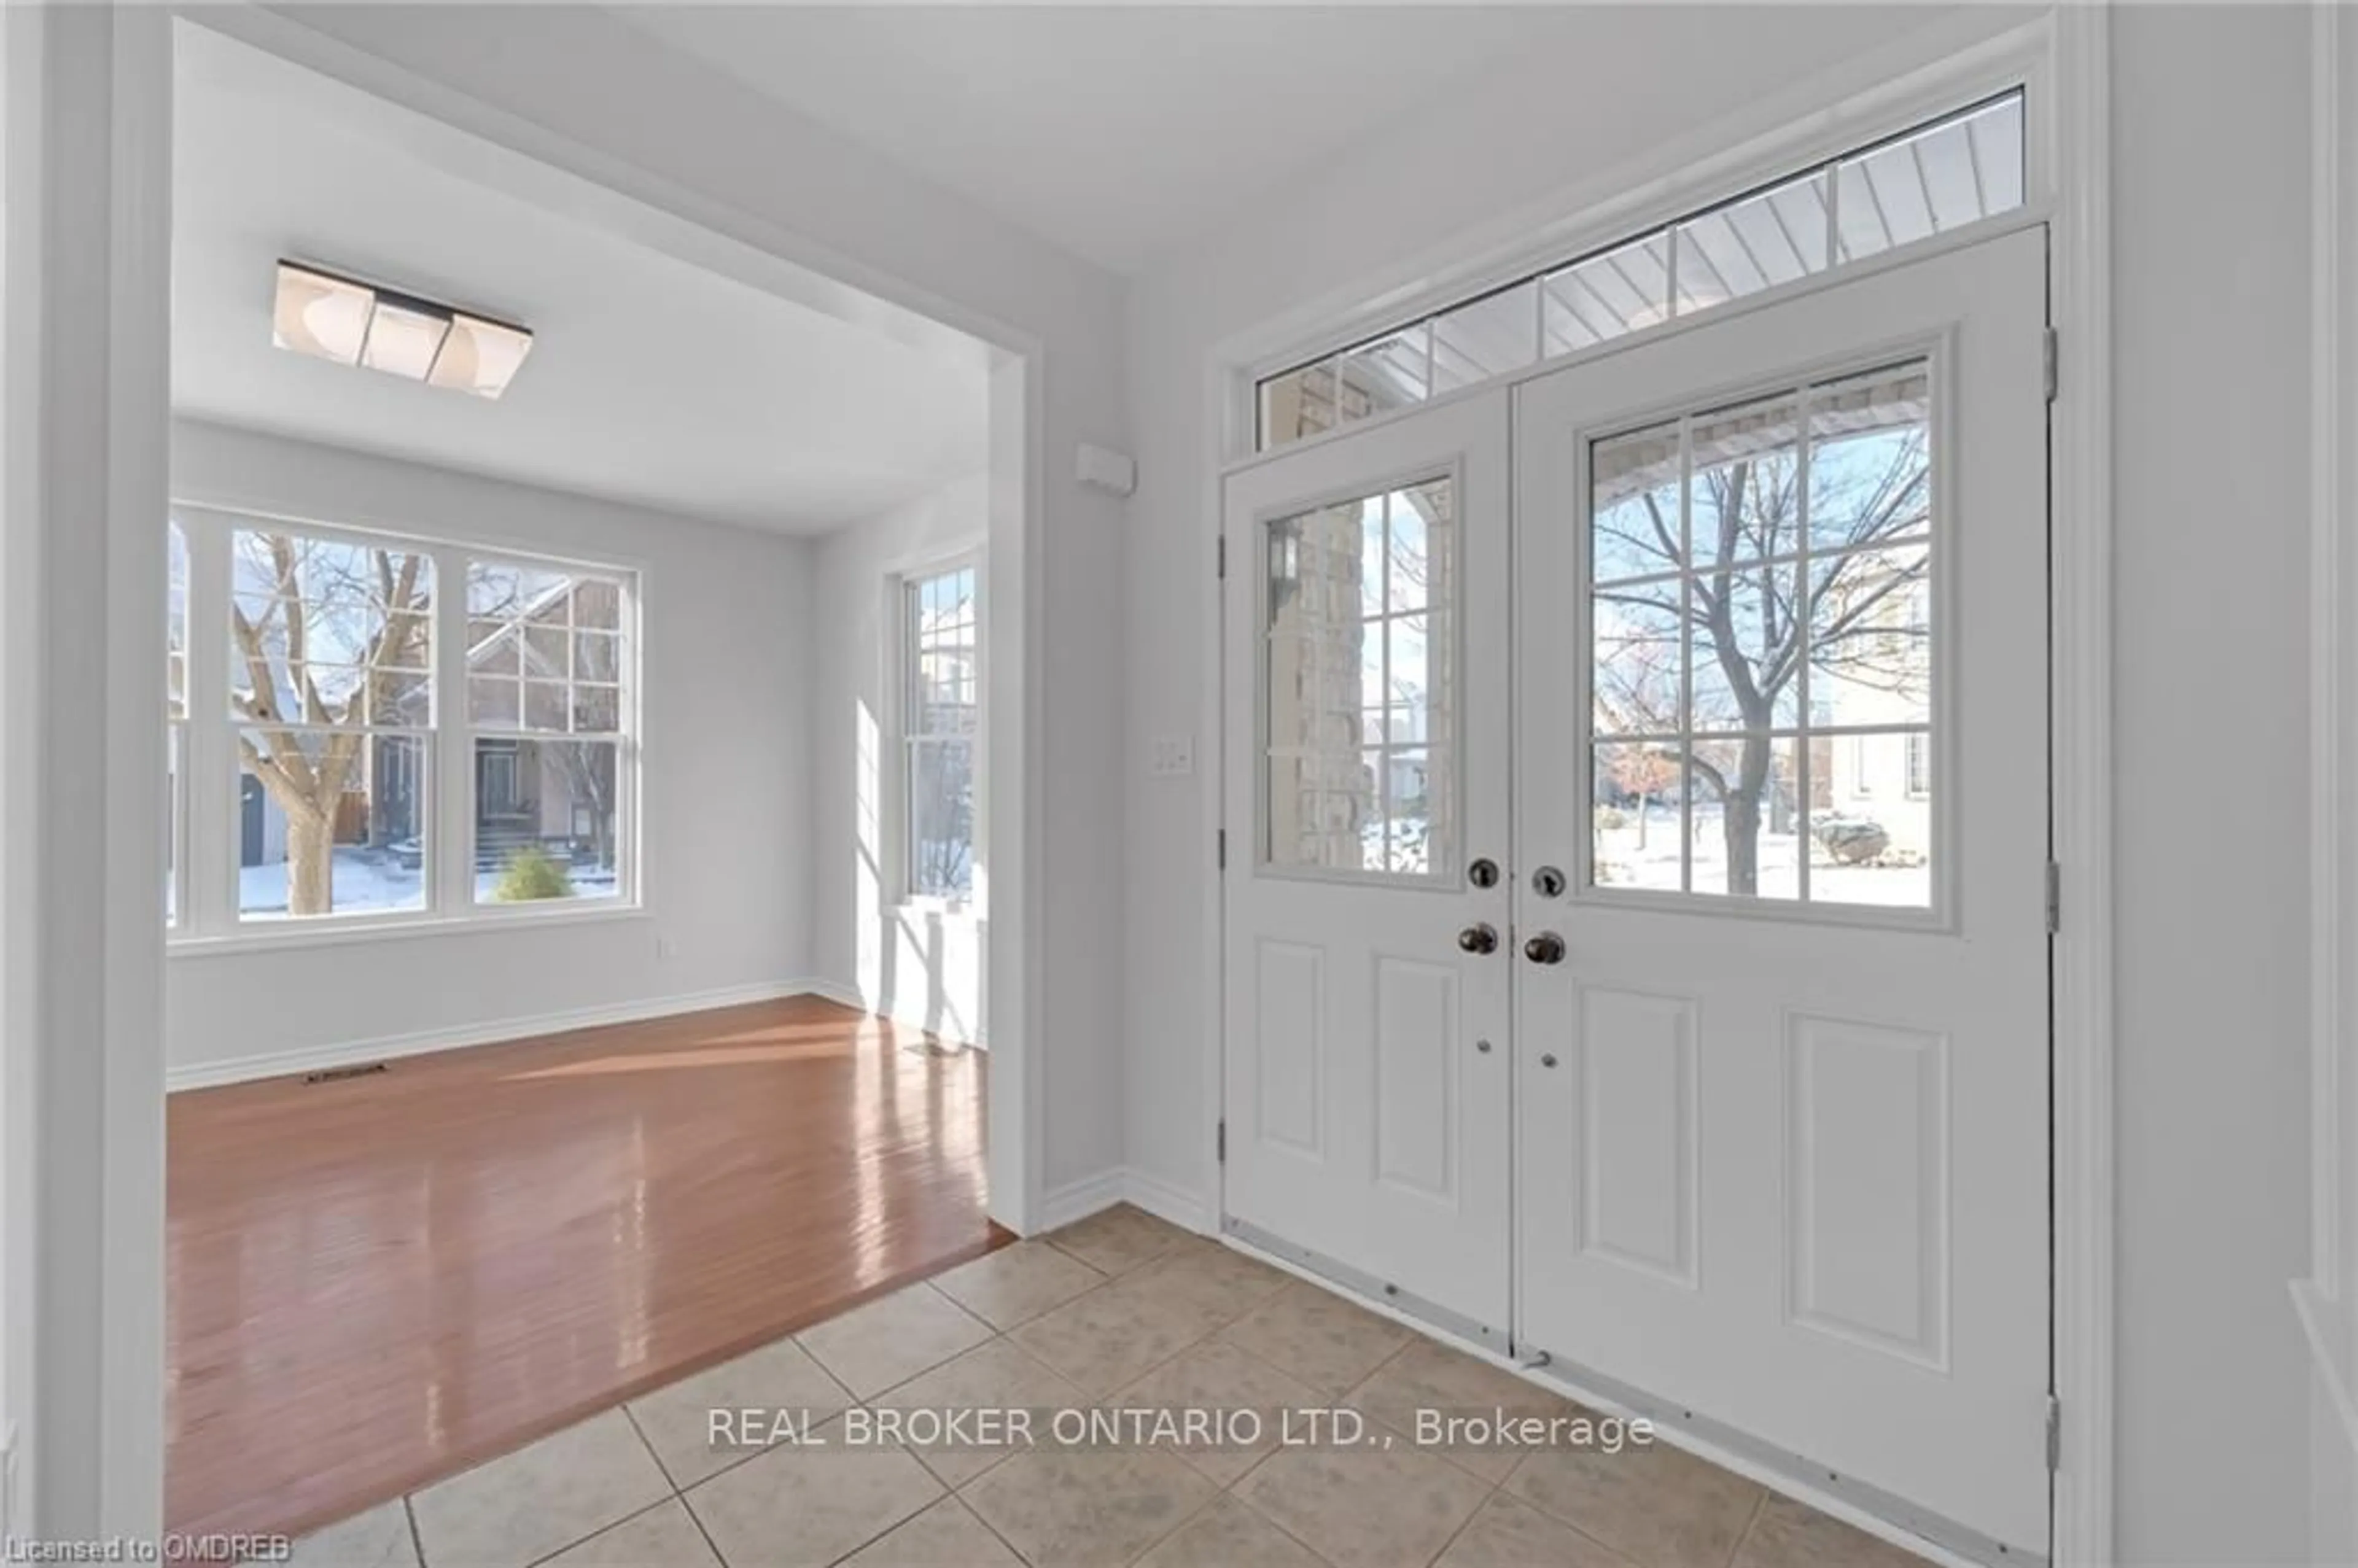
<box><xmin>165</xmin><ymin>995</ymin><xmax>998</xmax><ymax>1543</ymax></box>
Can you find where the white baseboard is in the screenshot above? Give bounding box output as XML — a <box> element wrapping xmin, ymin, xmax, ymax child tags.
<box><xmin>800</xmin><ymin>978</ymin><xmax>870</xmax><ymax>1013</ymax></box>
<box><xmin>1035</xmin><ymin>1167</ymin><xmax>1212</xmax><ymax>1236</ymax></box>
<box><xmin>1121</xmin><ymin>1167</ymin><xmax>1213</xmax><ymax>1233</ymax></box>
<box><xmin>165</xmin><ymin>979</ymin><xmax>833</xmax><ymax>1092</ymax></box>
<box><xmin>1037</xmin><ymin>1169</ymin><xmax>1131</xmax><ymax>1232</ymax></box>
<box><xmin>798</xmin><ymin>976</ymin><xmax>988</xmax><ymax>1048</ymax></box>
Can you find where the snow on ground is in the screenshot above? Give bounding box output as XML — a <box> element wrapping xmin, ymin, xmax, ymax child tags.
<box><xmin>1595</xmin><ymin>803</ymin><xmax>1930</xmax><ymax>908</ymax></box>
<box><xmin>239</xmin><ymin>848</ymin><xmax>619</xmax><ymax>918</ymax></box>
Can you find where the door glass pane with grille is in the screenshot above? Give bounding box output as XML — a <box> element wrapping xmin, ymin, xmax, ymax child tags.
<box><xmin>1587</xmin><ymin>360</ymin><xmax>1935</xmax><ymax>910</ymax></box>
<box><xmin>1264</xmin><ymin>478</ymin><xmax>1457</xmax><ymax>879</ymax></box>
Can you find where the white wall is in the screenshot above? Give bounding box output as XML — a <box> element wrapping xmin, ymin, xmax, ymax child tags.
<box><xmin>2307</xmin><ymin>4</ymin><xmax>2358</xmax><ymax>1561</ymax></box>
<box><xmin>1121</xmin><ymin>5</ymin><xmax>2312</xmax><ymax>1561</ymax></box>
<box><xmin>2109</xmin><ymin>11</ymin><xmax>2312</xmax><ymax>1561</ymax></box>
<box><xmin>811</xmin><ymin>475</ymin><xmax>989</xmax><ymax>1044</ymax></box>
<box><xmin>165</xmin><ymin>419</ymin><xmax>815</xmax><ymax>1080</ymax></box>
<box><xmin>247</xmin><ymin>1</ymin><xmax>1132</xmax><ymax>1198</ymax></box>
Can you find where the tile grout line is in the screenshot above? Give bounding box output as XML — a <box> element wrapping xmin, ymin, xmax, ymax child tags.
<box><xmin>401</xmin><ymin>1494</ymin><xmax>427</xmax><ymax>1568</ymax></box>
<box><xmin>1414</xmin><ymin>1469</ymin><xmax>1506</xmax><ymax>1568</ymax></box>
<box><xmin>807</xmin><ymin>1485</ymin><xmax>946</xmax><ymax>1568</ymax></box>
<box><xmin>998</xmin><ymin>1270</ymin><xmax>1269</xmax><ymax>1411</ymax></box>
<box><xmin>940</xmin><ymin>1486</ymin><xmax>1037</xmax><ymax>1568</ymax></box>
<box><xmin>679</xmin><ymin>1491</ymin><xmax>731</xmax><ymax>1568</ymax></box>
<box><xmin>1722</xmin><ymin>1487</ymin><xmax>1770</xmax><ymax>1568</ymax></box>
<box><xmin>1111</xmin><ymin>1473</ymin><xmax>1224</xmax><ymax>1568</ymax></box>
<box><xmin>618</xmin><ymin>1400</ymin><xmax>683</xmax><ymax>1497</ymax></box>
<box><xmin>1223</xmin><ymin>1465</ymin><xmax>1355</xmax><ymax>1567</ymax></box>
<box><xmin>920</xmin><ymin>1246</ymin><xmax>1318</xmax><ymax>1568</ymax></box>
<box><xmin>1496</xmin><ymin>1465</ymin><xmax>1638</xmax><ymax>1568</ymax></box>
<box><xmin>517</xmin><ymin>1494</ymin><xmax>680</xmax><ymax>1568</ymax></box>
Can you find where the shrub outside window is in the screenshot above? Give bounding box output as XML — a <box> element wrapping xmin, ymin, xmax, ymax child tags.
<box><xmin>166</xmin><ymin>507</ymin><xmax>638</xmax><ymax>937</ymax></box>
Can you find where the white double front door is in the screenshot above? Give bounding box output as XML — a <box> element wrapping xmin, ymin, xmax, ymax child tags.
<box><xmin>1221</xmin><ymin>226</ymin><xmax>2050</xmax><ymax>1553</ymax></box>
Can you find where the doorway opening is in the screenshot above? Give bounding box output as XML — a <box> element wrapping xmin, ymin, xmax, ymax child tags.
<box><xmin>139</xmin><ymin>14</ymin><xmax>1040</xmax><ymax>1544</ymax></box>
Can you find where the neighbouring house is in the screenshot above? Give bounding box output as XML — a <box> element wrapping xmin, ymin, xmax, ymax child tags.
<box><xmin>238</xmin><ymin>572</ymin><xmax>621</xmax><ymax>901</ymax></box>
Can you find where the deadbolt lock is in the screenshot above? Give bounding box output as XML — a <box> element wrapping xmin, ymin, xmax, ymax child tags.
<box><xmin>1468</xmin><ymin>857</ymin><xmax>1500</xmax><ymax>889</ymax></box>
<box><xmin>1531</xmin><ymin>865</ymin><xmax>1566</xmax><ymax>898</ymax></box>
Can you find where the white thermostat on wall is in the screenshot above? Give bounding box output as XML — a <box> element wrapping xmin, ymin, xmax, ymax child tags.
<box><xmin>1076</xmin><ymin>443</ymin><xmax>1137</xmax><ymax>497</ymax></box>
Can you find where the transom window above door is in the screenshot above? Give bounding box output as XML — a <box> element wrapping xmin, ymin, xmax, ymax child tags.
<box><xmin>1256</xmin><ymin>91</ymin><xmax>2022</xmax><ymax>452</ymax></box>
<box><xmin>1261</xmin><ymin>475</ymin><xmax>1457</xmax><ymax>880</ymax></box>
<box><xmin>1587</xmin><ymin>359</ymin><xmax>1937</xmax><ymax>910</ymax></box>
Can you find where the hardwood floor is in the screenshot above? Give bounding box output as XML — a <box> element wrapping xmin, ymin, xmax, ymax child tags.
<box><xmin>165</xmin><ymin>995</ymin><xmax>1001</xmax><ymax>1545</ymax></box>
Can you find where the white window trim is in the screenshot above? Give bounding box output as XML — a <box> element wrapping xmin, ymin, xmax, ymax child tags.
<box><xmin>888</xmin><ymin>547</ymin><xmax>985</xmax><ymax>918</ymax></box>
<box><xmin>165</xmin><ymin>503</ymin><xmax>644</xmax><ymax>947</ymax></box>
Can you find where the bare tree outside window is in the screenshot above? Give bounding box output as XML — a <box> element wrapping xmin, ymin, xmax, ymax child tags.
<box><xmin>230</xmin><ymin>529</ymin><xmax>433</xmax><ymax>918</ymax></box>
<box><xmin>1590</xmin><ymin>363</ymin><xmax>1934</xmax><ymax>904</ymax></box>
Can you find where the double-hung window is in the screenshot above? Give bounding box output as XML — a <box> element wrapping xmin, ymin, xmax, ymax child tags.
<box><xmin>230</xmin><ymin>526</ymin><xmax>436</xmax><ymax>921</ymax></box>
<box><xmin>168</xmin><ymin>507</ymin><xmax>639</xmax><ymax>937</ymax></box>
<box><xmin>464</xmin><ymin>561</ymin><xmax>629</xmax><ymax>906</ymax></box>
<box><xmin>900</xmin><ymin>560</ymin><xmax>980</xmax><ymax>907</ymax></box>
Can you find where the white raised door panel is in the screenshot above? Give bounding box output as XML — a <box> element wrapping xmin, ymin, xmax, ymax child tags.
<box><xmin>1513</xmin><ymin>228</ymin><xmax>2050</xmax><ymax>1553</ymax></box>
<box><xmin>1222</xmin><ymin>390</ymin><xmax>1512</xmax><ymax>1338</ymax></box>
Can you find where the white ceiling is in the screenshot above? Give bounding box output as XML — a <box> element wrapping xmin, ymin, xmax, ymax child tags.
<box><xmin>616</xmin><ymin>4</ymin><xmax>1608</xmax><ymax>275</ymax></box>
<box><xmin>609</xmin><ymin>6</ymin><xmax>1937</xmax><ymax>278</ymax></box>
<box><xmin>171</xmin><ymin>27</ymin><xmax>990</xmax><ymax>537</ymax></box>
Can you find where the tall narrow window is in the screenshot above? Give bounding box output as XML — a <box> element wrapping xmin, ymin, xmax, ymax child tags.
<box><xmin>903</xmin><ymin>562</ymin><xmax>979</xmax><ymax>904</ymax></box>
<box><xmin>465</xmin><ymin>561</ymin><xmax>628</xmax><ymax>904</ymax></box>
<box><xmin>166</xmin><ymin>519</ymin><xmax>188</xmax><ymax>924</ymax></box>
<box><xmin>230</xmin><ymin>527</ymin><xmax>435</xmax><ymax>921</ymax></box>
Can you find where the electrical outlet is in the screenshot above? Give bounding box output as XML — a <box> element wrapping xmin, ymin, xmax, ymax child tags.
<box><xmin>1149</xmin><ymin>735</ymin><xmax>1195</xmax><ymax>777</ymax></box>
<box><xmin>656</xmin><ymin>935</ymin><xmax>677</xmax><ymax>960</ymax></box>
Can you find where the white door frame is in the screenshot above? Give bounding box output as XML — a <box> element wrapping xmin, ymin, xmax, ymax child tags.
<box><xmin>8</xmin><ymin>0</ymin><xmax>1052</xmax><ymax>1537</ymax></box>
<box><xmin>1195</xmin><ymin>10</ymin><xmax>2112</xmax><ymax>1562</ymax></box>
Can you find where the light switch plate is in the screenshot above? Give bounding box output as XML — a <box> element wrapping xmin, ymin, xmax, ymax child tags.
<box><xmin>1149</xmin><ymin>735</ymin><xmax>1195</xmax><ymax>777</ymax></box>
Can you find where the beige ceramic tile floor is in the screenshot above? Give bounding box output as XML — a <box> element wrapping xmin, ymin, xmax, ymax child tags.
<box><xmin>256</xmin><ymin>1206</ymin><xmax>1936</xmax><ymax>1568</ymax></box>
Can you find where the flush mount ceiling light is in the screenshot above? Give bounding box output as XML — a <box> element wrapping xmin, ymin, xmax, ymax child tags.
<box><xmin>272</xmin><ymin>260</ymin><xmax>533</xmax><ymax>400</ymax></box>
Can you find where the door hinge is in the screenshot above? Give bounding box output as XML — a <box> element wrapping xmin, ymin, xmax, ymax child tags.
<box><xmin>1216</xmin><ymin>535</ymin><xmax>1228</xmax><ymax>579</ymax></box>
<box><xmin>2045</xmin><ymin>1394</ymin><xmax>2061</xmax><ymax>1472</ymax></box>
<box><xmin>2043</xmin><ymin>326</ymin><xmax>2059</xmax><ymax>404</ymax></box>
<box><xmin>1216</xmin><ymin>1119</ymin><xmax>1227</xmax><ymax>1164</ymax></box>
<box><xmin>1216</xmin><ymin>829</ymin><xmax>1228</xmax><ymax>870</ymax></box>
<box><xmin>2045</xmin><ymin>860</ymin><xmax>2061</xmax><ymax>934</ymax></box>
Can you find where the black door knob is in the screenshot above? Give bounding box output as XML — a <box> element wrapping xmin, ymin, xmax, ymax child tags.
<box><xmin>1524</xmin><ymin>931</ymin><xmax>1566</xmax><ymax>964</ymax></box>
<box><xmin>1458</xmin><ymin>923</ymin><xmax>1500</xmax><ymax>955</ymax></box>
